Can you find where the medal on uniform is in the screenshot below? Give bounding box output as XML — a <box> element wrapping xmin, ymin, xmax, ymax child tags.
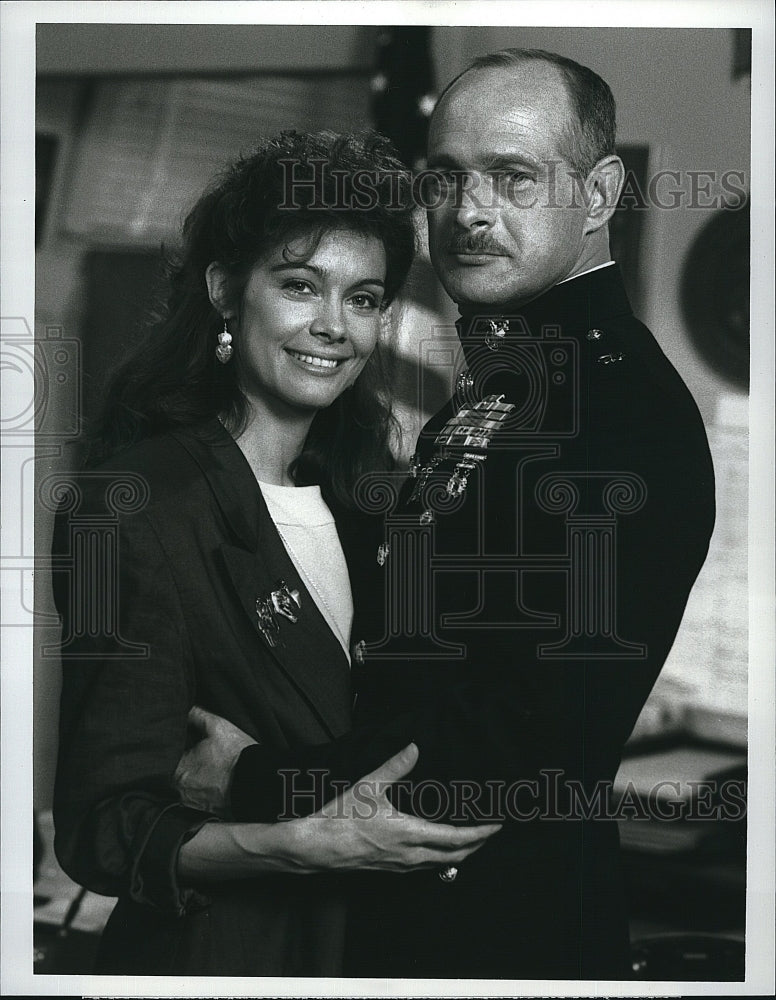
<box><xmin>445</xmin><ymin>456</ymin><xmax>480</xmax><ymax>496</ymax></box>
<box><xmin>485</xmin><ymin>318</ymin><xmax>510</xmax><ymax>350</ymax></box>
<box><xmin>407</xmin><ymin>453</ymin><xmax>445</xmax><ymax>503</ymax></box>
<box><xmin>407</xmin><ymin>394</ymin><xmax>516</xmax><ymax>521</ymax></box>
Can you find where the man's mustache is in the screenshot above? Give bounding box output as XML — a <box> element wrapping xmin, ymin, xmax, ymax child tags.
<box><xmin>446</xmin><ymin>234</ymin><xmax>510</xmax><ymax>255</ymax></box>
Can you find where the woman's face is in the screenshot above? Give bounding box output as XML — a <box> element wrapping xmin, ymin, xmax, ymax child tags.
<box><xmin>234</xmin><ymin>227</ymin><xmax>387</xmax><ymax>416</ymax></box>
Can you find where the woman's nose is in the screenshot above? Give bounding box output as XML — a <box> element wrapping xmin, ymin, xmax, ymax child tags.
<box><xmin>309</xmin><ymin>300</ymin><xmax>347</xmax><ymax>342</ymax></box>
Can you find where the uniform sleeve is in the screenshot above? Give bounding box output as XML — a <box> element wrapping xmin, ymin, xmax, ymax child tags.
<box><xmin>52</xmin><ymin>495</ymin><xmax>217</xmax><ymax>914</ymax></box>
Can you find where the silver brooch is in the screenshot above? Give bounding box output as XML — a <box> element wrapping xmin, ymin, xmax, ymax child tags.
<box><xmin>377</xmin><ymin>543</ymin><xmax>390</xmax><ymax>566</ymax></box>
<box><xmin>597</xmin><ymin>352</ymin><xmax>624</xmax><ymax>365</ymax></box>
<box><xmin>256</xmin><ymin>597</ymin><xmax>280</xmax><ymax>648</ymax></box>
<box><xmin>256</xmin><ymin>580</ymin><xmax>301</xmax><ymax>647</ymax></box>
<box><xmin>271</xmin><ymin>581</ymin><xmax>301</xmax><ymax>622</ymax></box>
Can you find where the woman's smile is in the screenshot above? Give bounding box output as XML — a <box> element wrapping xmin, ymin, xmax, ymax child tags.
<box><xmin>284</xmin><ymin>347</ymin><xmax>349</xmax><ymax>372</ymax></box>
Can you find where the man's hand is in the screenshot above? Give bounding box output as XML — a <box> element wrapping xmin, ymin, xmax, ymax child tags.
<box><xmin>285</xmin><ymin>743</ymin><xmax>503</xmax><ymax>873</ymax></box>
<box><xmin>174</xmin><ymin>706</ymin><xmax>258</xmax><ymax>816</ymax></box>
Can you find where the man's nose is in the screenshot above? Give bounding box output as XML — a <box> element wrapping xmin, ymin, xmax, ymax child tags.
<box><xmin>309</xmin><ymin>299</ymin><xmax>347</xmax><ymax>342</ymax></box>
<box><xmin>455</xmin><ymin>174</ymin><xmax>496</xmax><ymax>229</ymax></box>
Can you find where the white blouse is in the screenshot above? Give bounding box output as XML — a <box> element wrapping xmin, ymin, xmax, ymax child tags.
<box><xmin>258</xmin><ymin>481</ymin><xmax>353</xmax><ymax>660</ymax></box>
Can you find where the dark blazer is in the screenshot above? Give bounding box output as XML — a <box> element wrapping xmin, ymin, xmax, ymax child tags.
<box><xmin>52</xmin><ymin>420</ymin><xmax>354</xmax><ymax>976</ymax></box>
<box><xmin>231</xmin><ymin>265</ymin><xmax>716</xmax><ymax>979</ymax></box>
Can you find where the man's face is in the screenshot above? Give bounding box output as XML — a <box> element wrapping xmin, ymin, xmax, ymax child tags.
<box><xmin>427</xmin><ymin>63</ymin><xmax>593</xmax><ymax>310</ymax></box>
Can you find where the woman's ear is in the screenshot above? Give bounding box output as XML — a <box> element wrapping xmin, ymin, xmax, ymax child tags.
<box><xmin>205</xmin><ymin>262</ymin><xmax>234</xmax><ymax>317</ymax></box>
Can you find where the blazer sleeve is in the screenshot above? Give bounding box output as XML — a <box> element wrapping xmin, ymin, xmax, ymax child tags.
<box><xmin>52</xmin><ymin>497</ymin><xmax>217</xmax><ymax>914</ymax></box>
<box><xmin>231</xmin><ymin>396</ymin><xmax>716</xmax><ymax>822</ymax></box>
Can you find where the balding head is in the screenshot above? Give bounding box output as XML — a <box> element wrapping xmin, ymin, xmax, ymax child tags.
<box><xmin>433</xmin><ymin>48</ymin><xmax>617</xmax><ymax>178</ymax></box>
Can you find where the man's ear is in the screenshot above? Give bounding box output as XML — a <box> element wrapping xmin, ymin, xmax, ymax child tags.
<box><xmin>583</xmin><ymin>155</ymin><xmax>625</xmax><ymax>234</ymax></box>
<box><xmin>205</xmin><ymin>262</ymin><xmax>235</xmax><ymax>318</ymax></box>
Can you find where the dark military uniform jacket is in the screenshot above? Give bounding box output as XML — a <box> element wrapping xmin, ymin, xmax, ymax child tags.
<box><xmin>231</xmin><ymin>264</ymin><xmax>716</xmax><ymax>979</ymax></box>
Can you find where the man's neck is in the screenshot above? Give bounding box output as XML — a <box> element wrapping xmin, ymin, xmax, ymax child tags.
<box><xmin>457</xmin><ymin>260</ymin><xmax>616</xmax><ymax>316</ymax></box>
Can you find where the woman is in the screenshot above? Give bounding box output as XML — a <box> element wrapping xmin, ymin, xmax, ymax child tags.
<box><xmin>52</xmin><ymin>131</ymin><xmax>499</xmax><ymax>976</ymax></box>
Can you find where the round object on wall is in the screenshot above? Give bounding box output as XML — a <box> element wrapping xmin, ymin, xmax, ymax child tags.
<box><xmin>680</xmin><ymin>205</ymin><xmax>750</xmax><ymax>388</ymax></box>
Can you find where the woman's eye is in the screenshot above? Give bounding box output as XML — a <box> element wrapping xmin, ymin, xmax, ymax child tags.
<box><xmin>284</xmin><ymin>279</ymin><xmax>314</xmax><ymax>295</ymax></box>
<box><xmin>349</xmin><ymin>292</ymin><xmax>380</xmax><ymax>310</ymax></box>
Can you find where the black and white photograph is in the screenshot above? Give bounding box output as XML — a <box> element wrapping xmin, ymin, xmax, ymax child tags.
<box><xmin>1</xmin><ymin>1</ymin><xmax>774</xmax><ymax>996</ymax></box>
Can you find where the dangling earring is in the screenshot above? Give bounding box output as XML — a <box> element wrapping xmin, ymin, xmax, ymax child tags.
<box><xmin>215</xmin><ymin>318</ymin><xmax>233</xmax><ymax>364</ymax></box>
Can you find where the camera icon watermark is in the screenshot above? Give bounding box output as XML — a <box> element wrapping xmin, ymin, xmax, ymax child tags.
<box><xmin>1</xmin><ymin>317</ymin><xmax>81</xmax><ymax>440</ymax></box>
<box><xmin>2</xmin><ymin>317</ymin><xmax>82</xmax><ymax>629</ymax></box>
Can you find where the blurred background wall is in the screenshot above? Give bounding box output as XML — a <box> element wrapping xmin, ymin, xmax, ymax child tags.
<box><xmin>34</xmin><ymin>23</ymin><xmax>750</xmax><ymax>808</ymax></box>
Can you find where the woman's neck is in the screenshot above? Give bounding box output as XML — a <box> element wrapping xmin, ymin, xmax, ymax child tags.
<box><xmin>229</xmin><ymin>399</ymin><xmax>316</xmax><ymax>487</ymax></box>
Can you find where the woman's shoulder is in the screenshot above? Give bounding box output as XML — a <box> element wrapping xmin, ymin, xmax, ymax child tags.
<box><xmin>73</xmin><ymin>423</ymin><xmax>225</xmax><ymax>519</ymax></box>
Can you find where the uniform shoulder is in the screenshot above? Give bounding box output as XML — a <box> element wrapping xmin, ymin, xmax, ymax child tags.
<box><xmin>594</xmin><ymin>314</ymin><xmax>703</xmax><ymax>412</ymax></box>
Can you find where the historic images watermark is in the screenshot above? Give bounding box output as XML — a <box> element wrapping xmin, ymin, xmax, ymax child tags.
<box><xmin>278</xmin><ymin>159</ymin><xmax>748</xmax><ymax>213</ymax></box>
<box><xmin>275</xmin><ymin>768</ymin><xmax>747</xmax><ymax>823</ymax></box>
<box><xmin>1</xmin><ymin>316</ymin><xmax>152</xmax><ymax>656</ymax></box>
<box><xmin>1</xmin><ymin>318</ymin><xmax>81</xmax><ymax>631</ymax></box>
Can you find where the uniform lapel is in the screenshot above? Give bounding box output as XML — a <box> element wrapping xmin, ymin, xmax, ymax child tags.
<box><xmin>172</xmin><ymin>421</ymin><xmax>352</xmax><ymax>739</ymax></box>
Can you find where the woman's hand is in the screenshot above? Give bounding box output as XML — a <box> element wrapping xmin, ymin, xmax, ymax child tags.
<box><xmin>280</xmin><ymin>742</ymin><xmax>503</xmax><ymax>874</ymax></box>
<box><xmin>178</xmin><ymin>743</ymin><xmax>502</xmax><ymax>882</ymax></box>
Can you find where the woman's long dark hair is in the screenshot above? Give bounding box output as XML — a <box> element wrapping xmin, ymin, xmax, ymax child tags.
<box><xmin>89</xmin><ymin>130</ymin><xmax>416</xmax><ymax>507</ymax></box>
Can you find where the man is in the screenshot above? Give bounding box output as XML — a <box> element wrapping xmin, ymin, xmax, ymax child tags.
<box><xmin>178</xmin><ymin>49</ymin><xmax>715</xmax><ymax>979</ymax></box>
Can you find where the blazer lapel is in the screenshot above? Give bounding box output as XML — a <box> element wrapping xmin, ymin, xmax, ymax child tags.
<box><xmin>172</xmin><ymin>421</ymin><xmax>352</xmax><ymax>739</ymax></box>
<box><xmin>219</xmin><ymin>531</ymin><xmax>352</xmax><ymax>740</ymax></box>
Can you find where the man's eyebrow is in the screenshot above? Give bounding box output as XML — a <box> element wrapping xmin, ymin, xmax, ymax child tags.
<box><xmin>426</xmin><ymin>152</ymin><xmax>463</xmax><ymax>170</ymax></box>
<box><xmin>483</xmin><ymin>153</ymin><xmax>542</xmax><ymax>172</ymax></box>
<box><xmin>426</xmin><ymin>151</ymin><xmax>543</xmax><ymax>171</ymax></box>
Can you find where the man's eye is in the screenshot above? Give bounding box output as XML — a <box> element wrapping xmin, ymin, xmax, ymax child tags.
<box><xmin>500</xmin><ymin>170</ymin><xmax>533</xmax><ymax>186</ymax></box>
<box><xmin>429</xmin><ymin>170</ymin><xmax>462</xmax><ymax>188</ymax></box>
